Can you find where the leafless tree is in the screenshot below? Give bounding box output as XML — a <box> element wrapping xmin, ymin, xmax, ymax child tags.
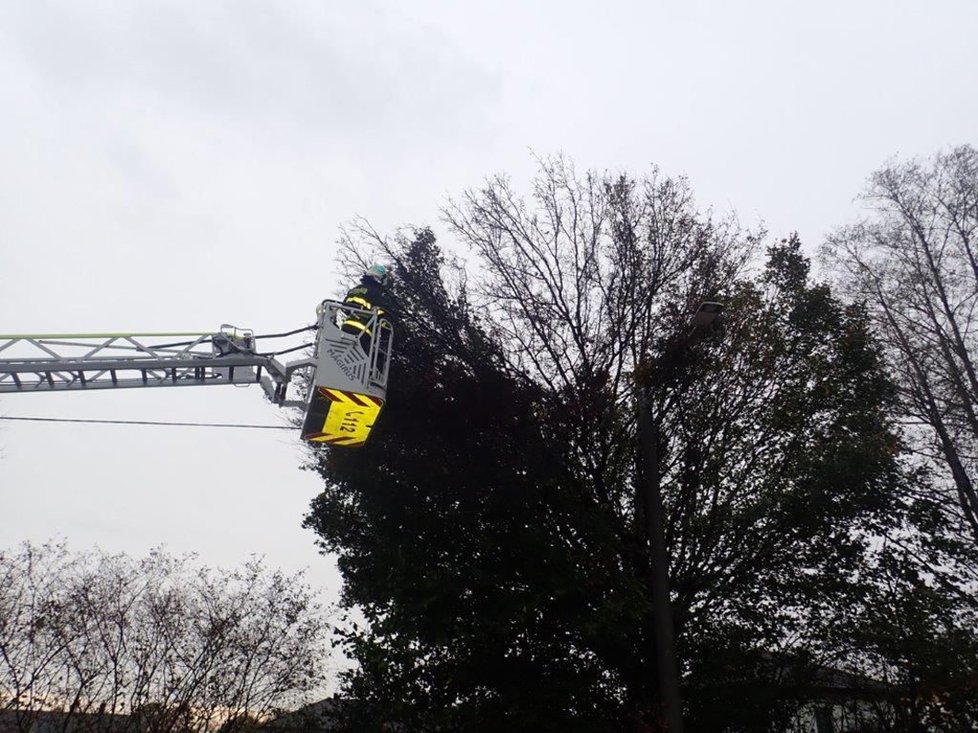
<box><xmin>348</xmin><ymin>157</ymin><xmax>758</xmax><ymax>526</ymax></box>
<box><xmin>824</xmin><ymin>144</ymin><xmax>978</xmax><ymax>547</ymax></box>
<box><xmin>443</xmin><ymin>157</ymin><xmax>755</xmax><ymax>395</ymax></box>
<box><xmin>0</xmin><ymin>543</ymin><xmax>331</xmax><ymax>732</ymax></box>
<box><xmin>0</xmin><ymin>543</ymin><xmax>76</xmax><ymax>729</ymax></box>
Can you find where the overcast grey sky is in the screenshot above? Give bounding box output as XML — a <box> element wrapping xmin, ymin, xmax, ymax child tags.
<box><xmin>1</xmin><ymin>0</ymin><xmax>976</xmax><ymax>674</ymax></box>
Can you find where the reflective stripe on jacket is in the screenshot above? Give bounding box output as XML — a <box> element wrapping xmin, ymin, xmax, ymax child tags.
<box><xmin>341</xmin><ymin>277</ymin><xmax>388</xmax><ymax>336</ymax></box>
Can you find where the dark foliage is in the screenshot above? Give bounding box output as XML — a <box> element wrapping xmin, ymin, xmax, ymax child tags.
<box><xmin>305</xmin><ymin>162</ymin><xmax>978</xmax><ymax>731</ymax></box>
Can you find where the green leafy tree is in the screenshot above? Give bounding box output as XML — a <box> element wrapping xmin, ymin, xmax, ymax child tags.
<box><xmin>305</xmin><ymin>160</ymin><xmax>951</xmax><ymax>731</ymax></box>
<box><xmin>839</xmin><ymin>575</ymin><xmax>978</xmax><ymax>731</ymax></box>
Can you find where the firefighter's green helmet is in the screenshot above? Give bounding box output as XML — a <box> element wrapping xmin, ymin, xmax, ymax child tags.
<box><xmin>366</xmin><ymin>263</ymin><xmax>389</xmax><ymax>285</ymax></box>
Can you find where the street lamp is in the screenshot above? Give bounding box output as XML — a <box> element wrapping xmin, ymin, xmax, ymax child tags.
<box><xmin>690</xmin><ymin>301</ymin><xmax>724</xmax><ymax>329</ymax></box>
<box><xmin>636</xmin><ymin>301</ymin><xmax>723</xmax><ymax>732</ymax></box>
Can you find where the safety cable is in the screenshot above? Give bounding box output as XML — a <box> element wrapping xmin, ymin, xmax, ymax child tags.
<box><xmin>0</xmin><ymin>416</ymin><xmax>295</xmax><ymax>430</ymax></box>
<box><xmin>258</xmin><ymin>343</ymin><xmax>315</xmax><ymax>358</ymax></box>
<box><xmin>254</xmin><ymin>325</ymin><xmax>318</xmax><ymax>340</ymax></box>
<box><xmin>149</xmin><ymin>324</ymin><xmax>317</xmax><ymax>351</ymax></box>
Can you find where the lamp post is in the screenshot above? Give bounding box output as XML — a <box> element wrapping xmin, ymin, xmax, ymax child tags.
<box><xmin>636</xmin><ymin>301</ymin><xmax>723</xmax><ymax>732</ymax></box>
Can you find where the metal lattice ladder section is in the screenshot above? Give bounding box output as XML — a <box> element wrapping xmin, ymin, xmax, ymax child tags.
<box><xmin>0</xmin><ymin>327</ymin><xmax>311</xmax><ymax>407</ymax></box>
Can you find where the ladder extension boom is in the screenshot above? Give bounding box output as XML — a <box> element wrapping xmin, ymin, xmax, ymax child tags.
<box><xmin>0</xmin><ymin>329</ymin><xmax>306</xmax><ymax>403</ymax></box>
<box><xmin>1</xmin><ymin>303</ymin><xmax>393</xmax><ymax>448</ymax></box>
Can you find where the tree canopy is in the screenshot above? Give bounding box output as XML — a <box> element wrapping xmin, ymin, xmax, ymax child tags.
<box><xmin>305</xmin><ymin>158</ymin><xmax>978</xmax><ymax>732</ymax></box>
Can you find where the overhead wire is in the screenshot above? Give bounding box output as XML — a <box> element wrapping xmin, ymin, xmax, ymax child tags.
<box><xmin>0</xmin><ymin>416</ymin><xmax>295</xmax><ymax>430</ymax></box>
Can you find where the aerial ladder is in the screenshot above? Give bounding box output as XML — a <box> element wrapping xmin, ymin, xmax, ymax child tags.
<box><xmin>0</xmin><ymin>301</ymin><xmax>393</xmax><ymax>448</ymax></box>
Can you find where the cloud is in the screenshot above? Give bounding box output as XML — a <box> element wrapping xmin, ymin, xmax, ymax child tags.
<box><xmin>0</xmin><ymin>0</ymin><xmax>499</xmax><ymax>145</ymax></box>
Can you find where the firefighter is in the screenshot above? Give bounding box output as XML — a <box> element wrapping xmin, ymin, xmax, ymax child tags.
<box><xmin>340</xmin><ymin>264</ymin><xmax>390</xmax><ymax>351</ymax></box>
